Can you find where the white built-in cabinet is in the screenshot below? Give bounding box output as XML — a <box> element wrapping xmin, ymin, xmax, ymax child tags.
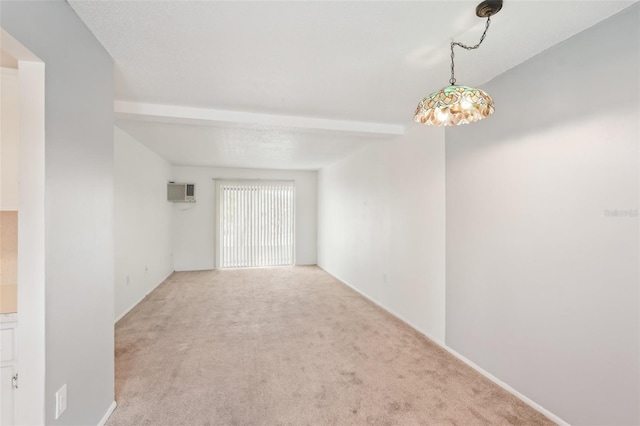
<box><xmin>0</xmin><ymin>314</ymin><xmax>17</xmax><ymax>426</ymax></box>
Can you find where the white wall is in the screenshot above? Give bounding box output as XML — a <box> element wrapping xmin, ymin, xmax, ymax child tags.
<box><xmin>317</xmin><ymin>125</ymin><xmax>446</xmax><ymax>343</ymax></box>
<box><xmin>172</xmin><ymin>166</ymin><xmax>317</xmax><ymax>271</ymax></box>
<box><xmin>1</xmin><ymin>68</ymin><xmax>19</xmax><ymax>211</ymax></box>
<box><xmin>115</xmin><ymin>126</ymin><xmax>173</xmax><ymax>322</ymax></box>
<box><xmin>445</xmin><ymin>5</ymin><xmax>639</xmax><ymax>425</ymax></box>
<box><xmin>1</xmin><ymin>2</ymin><xmax>116</xmax><ymax>425</ymax></box>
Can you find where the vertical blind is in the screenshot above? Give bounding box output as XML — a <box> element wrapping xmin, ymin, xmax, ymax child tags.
<box><xmin>218</xmin><ymin>181</ymin><xmax>295</xmax><ymax>268</ymax></box>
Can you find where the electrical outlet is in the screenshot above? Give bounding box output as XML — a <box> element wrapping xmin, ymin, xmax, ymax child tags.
<box><xmin>55</xmin><ymin>384</ymin><xmax>67</xmax><ymax>419</ymax></box>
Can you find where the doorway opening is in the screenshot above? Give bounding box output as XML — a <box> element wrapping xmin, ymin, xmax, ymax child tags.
<box><xmin>0</xmin><ymin>28</ymin><xmax>46</xmax><ymax>426</ymax></box>
<box><xmin>215</xmin><ymin>180</ymin><xmax>295</xmax><ymax>268</ymax></box>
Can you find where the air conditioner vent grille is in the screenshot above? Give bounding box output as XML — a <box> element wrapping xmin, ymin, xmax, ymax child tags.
<box><xmin>168</xmin><ymin>183</ymin><xmax>196</xmax><ymax>203</ymax></box>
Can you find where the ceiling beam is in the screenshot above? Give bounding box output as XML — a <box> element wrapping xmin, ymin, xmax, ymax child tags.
<box><xmin>114</xmin><ymin>101</ymin><xmax>405</xmax><ymax>136</ymax></box>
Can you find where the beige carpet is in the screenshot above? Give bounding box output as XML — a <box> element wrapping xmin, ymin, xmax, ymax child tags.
<box><xmin>109</xmin><ymin>266</ymin><xmax>554</xmax><ymax>426</ymax></box>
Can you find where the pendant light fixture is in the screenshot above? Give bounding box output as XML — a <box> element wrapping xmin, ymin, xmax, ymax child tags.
<box><xmin>414</xmin><ymin>0</ymin><xmax>503</xmax><ymax>126</ymax></box>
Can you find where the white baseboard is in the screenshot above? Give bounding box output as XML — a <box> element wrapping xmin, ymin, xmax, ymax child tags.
<box><xmin>114</xmin><ymin>271</ymin><xmax>173</xmax><ymax>324</ymax></box>
<box><xmin>97</xmin><ymin>401</ymin><xmax>116</xmax><ymax>426</ymax></box>
<box><xmin>114</xmin><ymin>292</ymin><xmax>147</xmax><ymax>324</ymax></box>
<box><xmin>173</xmin><ymin>267</ymin><xmax>214</xmax><ymax>272</ymax></box>
<box><xmin>319</xmin><ymin>266</ymin><xmax>569</xmax><ymax>426</ymax></box>
<box><xmin>443</xmin><ymin>345</ymin><xmax>570</xmax><ymax>425</ymax></box>
<box><xmin>322</xmin><ymin>267</ymin><xmax>446</xmax><ymax>346</ymax></box>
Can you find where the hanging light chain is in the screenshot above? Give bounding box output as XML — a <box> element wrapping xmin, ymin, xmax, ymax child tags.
<box><xmin>450</xmin><ymin>16</ymin><xmax>492</xmax><ymax>86</ymax></box>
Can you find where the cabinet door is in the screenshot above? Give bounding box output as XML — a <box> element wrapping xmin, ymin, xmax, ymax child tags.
<box><xmin>0</xmin><ymin>364</ymin><xmax>16</xmax><ymax>426</ymax></box>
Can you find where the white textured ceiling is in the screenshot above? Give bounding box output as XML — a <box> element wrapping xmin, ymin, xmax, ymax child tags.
<box><xmin>116</xmin><ymin>119</ymin><xmax>394</xmax><ymax>170</ymax></box>
<box><xmin>70</xmin><ymin>0</ymin><xmax>636</xmax><ymax>169</ymax></box>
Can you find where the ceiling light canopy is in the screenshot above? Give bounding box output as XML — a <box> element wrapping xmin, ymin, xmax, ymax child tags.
<box><xmin>414</xmin><ymin>0</ymin><xmax>502</xmax><ymax>127</ymax></box>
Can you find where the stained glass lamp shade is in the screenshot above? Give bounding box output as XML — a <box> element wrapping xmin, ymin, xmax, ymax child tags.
<box><xmin>414</xmin><ymin>85</ymin><xmax>494</xmax><ymax>126</ymax></box>
<box><xmin>414</xmin><ymin>0</ymin><xmax>501</xmax><ymax>127</ymax></box>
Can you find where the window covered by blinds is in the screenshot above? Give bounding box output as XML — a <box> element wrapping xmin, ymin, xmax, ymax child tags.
<box><xmin>217</xmin><ymin>180</ymin><xmax>295</xmax><ymax>268</ymax></box>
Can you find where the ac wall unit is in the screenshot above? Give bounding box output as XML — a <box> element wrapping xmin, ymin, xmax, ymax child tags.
<box><xmin>168</xmin><ymin>183</ymin><xmax>196</xmax><ymax>203</ymax></box>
